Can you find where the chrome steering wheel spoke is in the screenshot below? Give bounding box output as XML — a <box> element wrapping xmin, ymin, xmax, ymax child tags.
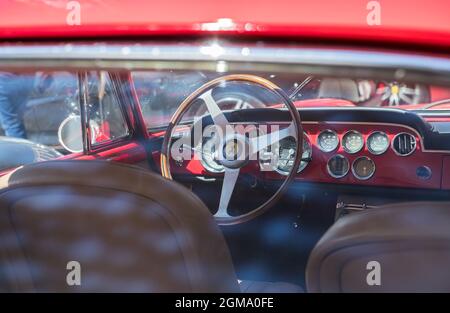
<box><xmin>249</xmin><ymin>122</ymin><xmax>296</xmax><ymax>157</ymax></box>
<box><xmin>215</xmin><ymin>168</ymin><xmax>240</xmax><ymax>218</ymax></box>
<box><xmin>199</xmin><ymin>89</ymin><xmax>229</xmax><ymax>129</ymax></box>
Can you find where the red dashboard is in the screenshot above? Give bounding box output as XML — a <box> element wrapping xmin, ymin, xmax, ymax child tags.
<box><xmin>266</xmin><ymin>122</ymin><xmax>443</xmax><ymax>189</ymax></box>
<box><xmin>158</xmin><ymin>122</ymin><xmax>450</xmax><ymax>191</ymax></box>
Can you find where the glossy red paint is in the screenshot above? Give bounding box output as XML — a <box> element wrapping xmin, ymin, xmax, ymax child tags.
<box><xmin>430</xmin><ymin>86</ymin><xmax>450</xmax><ymax>102</ymax></box>
<box><xmin>154</xmin><ymin>122</ymin><xmax>450</xmax><ymax>190</ymax></box>
<box><xmin>424</xmin><ymin>117</ymin><xmax>450</xmax><ymax>123</ymax></box>
<box><xmin>399</xmin><ymin>103</ymin><xmax>450</xmax><ymax>110</ymax></box>
<box><xmin>1</xmin><ymin>0</ymin><xmax>450</xmax><ymax>50</ymax></box>
<box><xmin>0</xmin><ymin>141</ymin><xmax>148</xmax><ymax>178</ymax></box>
<box><xmin>60</xmin><ymin>141</ymin><xmax>148</xmax><ymax>164</ymax></box>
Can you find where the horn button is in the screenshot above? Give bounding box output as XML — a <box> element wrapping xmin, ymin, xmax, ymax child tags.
<box><xmin>217</xmin><ymin>133</ymin><xmax>250</xmax><ymax>169</ymax></box>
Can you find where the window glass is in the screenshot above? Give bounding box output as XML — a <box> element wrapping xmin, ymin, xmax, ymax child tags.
<box><xmin>131</xmin><ymin>70</ymin><xmax>450</xmax><ymax>129</ymax></box>
<box><xmin>0</xmin><ymin>71</ymin><xmax>79</xmax><ymax>171</ymax></box>
<box><xmin>86</xmin><ymin>71</ymin><xmax>129</xmax><ymax>146</ymax></box>
<box><xmin>0</xmin><ymin>70</ymin><xmax>130</xmax><ymax>172</ymax></box>
<box><xmin>0</xmin><ymin>71</ymin><xmax>79</xmax><ymax>145</ymax></box>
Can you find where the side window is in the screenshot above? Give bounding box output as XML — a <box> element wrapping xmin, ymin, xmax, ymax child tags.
<box><xmin>0</xmin><ymin>71</ymin><xmax>79</xmax><ymax>146</ymax></box>
<box><xmin>0</xmin><ymin>70</ymin><xmax>80</xmax><ymax>171</ymax></box>
<box><xmin>86</xmin><ymin>71</ymin><xmax>129</xmax><ymax>146</ymax></box>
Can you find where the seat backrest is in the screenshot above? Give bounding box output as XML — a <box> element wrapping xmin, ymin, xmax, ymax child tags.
<box><xmin>0</xmin><ymin>160</ymin><xmax>239</xmax><ymax>292</ymax></box>
<box><xmin>318</xmin><ymin>78</ymin><xmax>360</xmax><ymax>103</ymax></box>
<box><xmin>306</xmin><ymin>202</ymin><xmax>450</xmax><ymax>292</ymax></box>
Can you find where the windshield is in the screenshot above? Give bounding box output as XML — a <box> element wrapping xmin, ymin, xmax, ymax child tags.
<box><xmin>132</xmin><ymin>70</ymin><xmax>450</xmax><ymax>129</ymax></box>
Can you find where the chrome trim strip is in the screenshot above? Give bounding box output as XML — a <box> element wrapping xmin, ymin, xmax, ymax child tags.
<box><xmin>0</xmin><ymin>42</ymin><xmax>450</xmax><ymax>84</ymax></box>
<box><xmin>0</xmin><ymin>43</ymin><xmax>447</xmax><ymax>70</ymax></box>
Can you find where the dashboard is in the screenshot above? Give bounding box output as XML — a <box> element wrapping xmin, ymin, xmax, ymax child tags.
<box><xmin>160</xmin><ymin>107</ymin><xmax>450</xmax><ymax>191</ymax></box>
<box><xmin>261</xmin><ymin>121</ymin><xmax>441</xmax><ymax>189</ymax></box>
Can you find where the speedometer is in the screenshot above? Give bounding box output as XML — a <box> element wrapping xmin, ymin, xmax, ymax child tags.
<box><xmin>367</xmin><ymin>131</ymin><xmax>389</xmax><ymax>155</ymax></box>
<box><xmin>259</xmin><ymin>134</ymin><xmax>312</xmax><ymax>175</ymax></box>
<box><xmin>317</xmin><ymin>130</ymin><xmax>339</xmax><ymax>152</ymax></box>
<box><xmin>342</xmin><ymin>130</ymin><xmax>364</xmax><ymax>154</ymax></box>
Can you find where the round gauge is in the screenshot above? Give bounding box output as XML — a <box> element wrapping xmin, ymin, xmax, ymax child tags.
<box><xmin>367</xmin><ymin>131</ymin><xmax>389</xmax><ymax>155</ymax></box>
<box><xmin>327</xmin><ymin>154</ymin><xmax>349</xmax><ymax>178</ymax></box>
<box><xmin>352</xmin><ymin>156</ymin><xmax>375</xmax><ymax>180</ymax></box>
<box><xmin>317</xmin><ymin>130</ymin><xmax>339</xmax><ymax>152</ymax></box>
<box><xmin>276</xmin><ymin>135</ymin><xmax>312</xmax><ymax>175</ymax></box>
<box><xmin>259</xmin><ymin>134</ymin><xmax>312</xmax><ymax>175</ymax></box>
<box><xmin>342</xmin><ymin>130</ymin><xmax>364</xmax><ymax>154</ymax></box>
<box><xmin>200</xmin><ymin>137</ymin><xmax>224</xmax><ymax>173</ymax></box>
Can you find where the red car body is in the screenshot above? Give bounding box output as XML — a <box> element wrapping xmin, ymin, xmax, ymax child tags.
<box><xmin>1</xmin><ymin>0</ymin><xmax>450</xmax><ymax>50</ymax></box>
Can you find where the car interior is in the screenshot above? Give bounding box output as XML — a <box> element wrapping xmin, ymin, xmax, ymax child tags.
<box><xmin>1</xmin><ymin>41</ymin><xmax>450</xmax><ymax>292</ymax></box>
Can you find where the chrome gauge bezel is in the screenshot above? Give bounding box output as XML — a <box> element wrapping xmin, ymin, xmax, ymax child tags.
<box><xmin>351</xmin><ymin>156</ymin><xmax>376</xmax><ymax>180</ymax></box>
<box><xmin>317</xmin><ymin>129</ymin><xmax>339</xmax><ymax>153</ymax></box>
<box><xmin>258</xmin><ymin>133</ymin><xmax>312</xmax><ymax>176</ymax></box>
<box><xmin>367</xmin><ymin>131</ymin><xmax>390</xmax><ymax>155</ymax></box>
<box><xmin>326</xmin><ymin>154</ymin><xmax>350</xmax><ymax>178</ymax></box>
<box><xmin>276</xmin><ymin>134</ymin><xmax>312</xmax><ymax>176</ymax></box>
<box><xmin>342</xmin><ymin>130</ymin><xmax>364</xmax><ymax>154</ymax></box>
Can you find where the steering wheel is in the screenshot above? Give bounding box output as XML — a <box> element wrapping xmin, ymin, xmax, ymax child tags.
<box><xmin>160</xmin><ymin>74</ymin><xmax>303</xmax><ymax>225</ymax></box>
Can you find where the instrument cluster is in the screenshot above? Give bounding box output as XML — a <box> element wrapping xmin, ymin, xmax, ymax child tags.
<box><xmin>198</xmin><ymin>124</ymin><xmax>417</xmax><ymax>182</ymax></box>
<box><xmin>317</xmin><ymin>129</ymin><xmax>414</xmax><ymax>180</ymax></box>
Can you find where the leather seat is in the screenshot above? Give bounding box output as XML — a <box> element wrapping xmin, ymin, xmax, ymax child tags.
<box><xmin>306</xmin><ymin>202</ymin><xmax>450</xmax><ymax>292</ymax></box>
<box><xmin>0</xmin><ymin>160</ymin><xmax>301</xmax><ymax>292</ymax></box>
<box><xmin>318</xmin><ymin>78</ymin><xmax>360</xmax><ymax>103</ymax></box>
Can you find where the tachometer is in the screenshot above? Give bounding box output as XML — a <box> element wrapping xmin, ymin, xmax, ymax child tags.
<box><xmin>367</xmin><ymin>131</ymin><xmax>389</xmax><ymax>155</ymax></box>
<box><xmin>342</xmin><ymin>130</ymin><xmax>364</xmax><ymax>154</ymax></box>
<box><xmin>317</xmin><ymin>130</ymin><xmax>339</xmax><ymax>152</ymax></box>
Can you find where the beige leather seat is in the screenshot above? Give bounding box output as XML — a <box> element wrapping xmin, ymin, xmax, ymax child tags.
<box><xmin>0</xmin><ymin>160</ymin><xmax>301</xmax><ymax>292</ymax></box>
<box><xmin>306</xmin><ymin>202</ymin><xmax>450</xmax><ymax>292</ymax></box>
<box><xmin>318</xmin><ymin>78</ymin><xmax>360</xmax><ymax>102</ymax></box>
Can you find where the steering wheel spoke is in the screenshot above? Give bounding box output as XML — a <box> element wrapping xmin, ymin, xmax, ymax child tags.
<box><xmin>199</xmin><ymin>89</ymin><xmax>229</xmax><ymax>129</ymax></box>
<box><xmin>215</xmin><ymin>168</ymin><xmax>240</xmax><ymax>218</ymax></box>
<box><xmin>249</xmin><ymin>122</ymin><xmax>296</xmax><ymax>156</ymax></box>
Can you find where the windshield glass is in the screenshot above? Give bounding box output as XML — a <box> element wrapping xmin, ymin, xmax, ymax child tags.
<box><xmin>132</xmin><ymin>70</ymin><xmax>450</xmax><ymax>129</ymax></box>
